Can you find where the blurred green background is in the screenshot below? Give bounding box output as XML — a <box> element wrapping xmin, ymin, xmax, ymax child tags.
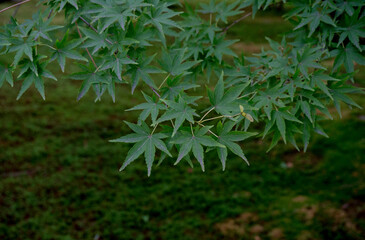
<box><xmin>0</xmin><ymin>1</ymin><xmax>364</xmax><ymax>240</ymax></box>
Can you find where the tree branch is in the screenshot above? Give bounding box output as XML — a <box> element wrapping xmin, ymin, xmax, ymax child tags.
<box><xmin>0</xmin><ymin>0</ymin><xmax>31</xmax><ymax>14</ymax></box>
<box><xmin>75</xmin><ymin>22</ymin><xmax>98</xmax><ymax>69</ymax></box>
<box><xmin>221</xmin><ymin>12</ymin><xmax>252</xmax><ymax>33</ymax></box>
<box><xmin>79</xmin><ymin>16</ymin><xmax>114</xmax><ymax>45</ymax></box>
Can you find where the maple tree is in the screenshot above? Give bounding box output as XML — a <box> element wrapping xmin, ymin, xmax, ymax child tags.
<box><xmin>0</xmin><ymin>0</ymin><xmax>363</xmax><ymax>176</ymax></box>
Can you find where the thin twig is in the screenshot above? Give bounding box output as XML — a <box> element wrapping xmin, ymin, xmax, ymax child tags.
<box><xmin>75</xmin><ymin>22</ymin><xmax>98</xmax><ymax>68</ymax></box>
<box><xmin>150</xmin><ymin>86</ymin><xmax>161</xmax><ymax>98</ymax></box>
<box><xmin>47</xmin><ymin>9</ymin><xmax>53</xmax><ymax>19</ymax></box>
<box><xmin>221</xmin><ymin>12</ymin><xmax>252</xmax><ymax>33</ymax></box>
<box><xmin>0</xmin><ymin>0</ymin><xmax>31</xmax><ymax>14</ymax></box>
<box><xmin>79</xmin><ymin>16</ymin><xmax>114</xmax><ymax>45</ymax></box>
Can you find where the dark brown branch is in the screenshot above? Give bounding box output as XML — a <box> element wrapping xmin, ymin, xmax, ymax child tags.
<box><xmin>75</xmin><ymin>22</ymin><xmax>98</xmax><ymax>69</ymax></box>
<box><xmin>0</xmin><ymin>0</ymin><xmax>31</xmax><ymax>14</ymax></box>
<box><xmin>79</xmin><ymin>16</ymin><xmax>114</xmax><ymax>45</ymax></box>
<box><xmin>221</xmin><ymin>12</ymin><xmax>252</xmax><ymax>33</ymax></box>
<box><xmin>47</xmin><ymin>9</ymin><xmax>53</xmax><ymax>19</ymax></box>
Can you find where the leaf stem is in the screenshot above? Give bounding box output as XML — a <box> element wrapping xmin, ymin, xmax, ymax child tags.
<box><xmin>75</xmin><ymin>22</ymin><xmax>98</xmax><ymax>69</ymax></box>
<box><xmin>200</xmin><ymin>113</ymin><xmax>241</xmax><ymax>123</ymax></box>
<box><xmin>0</xmin><ymin>0</ymin><xmax>31</xmax><ymax>14</ymax></box>
<box><xmin>151</xmin><ymin>123</ymin><xmax>159</xmax><ymax>135</ymax></box>
<box><xmin>248</xmin><ymin>91</ymin><xmax>257</xmax><ymax>101</ymax></box>
<box><xmin>47</xmin><ymin>9</ymin><xmax>53</xmax><ymax>19</ymax></box>
<box><xmin>190</xmin><ymin>123</ymin><xmax>194</xmax><ymax>136</ymax></box>
<box><xmin>197</xmin><ymin>122</ymin><xmax>218</xmax><ymax>138</ymax></box>
<box><xmin>38</xmin><ymin>43</ymin><xmax>56</xmax><ymax>50</ymax></box>
<box><xmin>198</xmin><ymin>107</ymin><xmax>215</xmax><ymax>123</ymax></box>
<box><xmin>238</xmin><ymin>91</ymin><xmax>256</xmax><ymax>99</ymax></box>
<box><xmin>158</xmin><ymin>74</ymin><xmax>170</xmax><ymax>90</ymax></box>
<box><xmin>170</xmin><ymin>120</ymin><xmax>175</xmax><ymax>128</ymax></box>
<box><xmin>150</xmin><ymin>85</ymin><xmax>161</xmax><ymax>98</ymax></box>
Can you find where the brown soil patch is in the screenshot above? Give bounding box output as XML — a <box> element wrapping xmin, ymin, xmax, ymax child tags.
<box><xmin>296</xmin><ymin>205</ymin><xmax>318</xmax><ymax>223</ymax></box>
<box><xmin>215</xmin><ymin>219</ymin><xmax>246</xmax><ymax>237</ymax></box>
<box><xmin>232</xmin><ymin>43</ymin><xmax>270</xmax><ymax>54</ymax></box>
<box><xmin>295</xmin><ymin>201</ymin><xmax>365</xmax><ymax>237</ymax></box>
<box><xmin>292</xmin><ymin>196</ymin><xmax>308</xmax><ymax>203</ymax></box>
<box><xmin>250</xmin><ymin>224</ymin><xmax>265</xmax><ymax>234</ymax></box>
<box><xmin>282</xmin><ymin>151</ymin><xmax>322</xmax><ymax>170</ymax></box>
<box><xmin>215</xmin><ymin>212</ymin><xmax>260</xmax><ymax>238</ymax></box>
<box><xmin>268</xmin><ymin>228</ymin><xmax>284</xmax><ymax>240</ymax></box>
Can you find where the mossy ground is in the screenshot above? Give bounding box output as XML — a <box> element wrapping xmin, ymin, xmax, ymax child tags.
<box><xmin>0</xmin><ymin>1</ymin><xmax>364</xmax><ymax>240</ymax></box>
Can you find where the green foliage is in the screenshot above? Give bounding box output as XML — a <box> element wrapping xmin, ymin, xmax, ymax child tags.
<box><xmin>0</xmin><ymin>0</ymin><xmax>363</xmax><ymax>176</ymax></box>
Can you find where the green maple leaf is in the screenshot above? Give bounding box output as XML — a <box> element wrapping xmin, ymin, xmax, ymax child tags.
<box><xmin>8</xmin><ymin>37</ymin><xmax>35</xmax><ymax>67</ymax></box>
<box><xmin>156</xmin><ymin>97</ymin><xmax>199</xmax><ymax>137</ymax></box>
<box><xmin>216</xmin><ymin>121</ymin><xmax>257</xmax><ymax>170</ymax></box>
<box><xmin>171</xmin><ymin>125</ymin><xmax>225</xmax><ymax>171</ymax></box>
<box><xmin>59</xmin><ymin>0</ymin><xmax>78</xmax><ymax>11</ymax></box>
<box><xmin>126</xmin><ymin>55</ymin><xmax>161</xmax><ymax>93</ymax></box>
<box><xmin>273</xmin><ymin>109</ymin><xmax>302</xmax><ymax>143</ymax></box>
<box><xmin>293</xmin><ymin>8</ymin><xmax>336</xmax><ymax>37</ymax></box>
<box><xmin>50</xmin><ymin>31</ymin><xmax>88</xmax><ymax>72</ymax></box>
<box><xmin>158</xmin><ymin>49</ymin><xmax>201</xmax><ymax>76</ymax></box>
<box><xmin>29</xmin><ymin>16</ymin><xmax>62</xmax><ymax>42</ymax></box>
<box><xmin>224</xmin><ymin>55</ymin><xmax>251</xmax><ymax>87</ymax></box>
<box><xmin>335</xmin><ymin>0</ymin><xmax>362</xmax><ymax>16</ymax></box>
<box><xmin>160</xmin><ymin>76</ymin><xmax>199</xmax><ymax>100</ymax></box>
<box><xmin>295</xmin><ymin>46</ymin><xmax>326</xmax><ymax>79</ymax></box>
<box><xmin>239</xmin><ymin>0</ymin><xmax>267</xmax><ymax>17</ymax></box>
<box><xmin>0</xmin><ymin>32</ymin><xmax>10</xmax><ymax>49</ymax></box>
<box><xmin>331</xmin><ymin>43</ymin><xmax>365</xmax><ymax>73</ymax></box>
<box><xmin>206</xmin><ymin>37</ymin><xmax>238</xmax><ymax>63</ymax></box>
<box><xmin>71</xmin><ymin>64</ymin><xmax>111</xmax><ymax>101</ymax></box>
<box><xmin>215</xmin><ymin>1</ymin><xmax>243</xmax><ymax>23</ymax></box>
<box><xmin>283</xmin><ymin>75</ymin><xmax>314</xmax><ymax>101</ymax></box>
<box><xmin>100</xmin><ymin>52</ymin><xmax>137</xmax><ymax>81</ymax></box>
<box><xmin>208</xmin><ymin>72</ymin><xmax>247</xmax><ymax>115</ymax></box>
<box><xmin>126</xmin><ymin>92</ymin><xmax>167</xmax><ymax>125</ymax></box>
<box><xmin>91</xmin><ymin>73</ymin><xmax>121</xmax><ymax>102</ymax></box>
<box><xmin>330</xmin><ymin>83</ymin><xmax>362</xmax><ymax>118</ymax></box>
<box><xmin>79</xmin><ymin>27</ymin><xmax>108</xmax><ymax>54</ymax></box>
<box><xmin>337</xmin><ymin>9</ymin><xmax>365</xmax><ymax>52</ymax></box>
<box><xmin>110</xmin><ymin>121</ymin><xmax>172</xmax><ymax>176</ymax></box>
<box><xmin>125</xmin><ymin>0</ymin><xmax>151</xmax><ymax>10</ymax></box>
<box><xmin>310</xmin><ymin>72</ymin><xmax>339</xmax><ymax>100</ymax></box>
<box><xmin>198</xmin><ymin>0</ymin><xmax>217</xmax><ymax>14</ymax></box>
<box><xmin>125</xmin><ymin>21</ymin><xmax>154</xmax><ymax>47</ymax></box>
<box><xmin>16</xmin><ymin>60</ymin><xmax>57</xmax><ymax>100</ymax></box>
<box><xmin>254</xmin><ymin>85</ymin><xmax>290</xmax><ymax>120</ymax></box>
<box><xmin>90</xmin><ymin>0</ymin><xmax>135</xmax><ymax>33</ymax></box>
<box><xmin>0</xmin><ymin>64</ymin><xmax>14</xmax><ymax>88</ymax></box>
<box><xmin>144</xmin><ymin>1</ymin><xmax>182</xmax><ymax>46</ymax></box>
